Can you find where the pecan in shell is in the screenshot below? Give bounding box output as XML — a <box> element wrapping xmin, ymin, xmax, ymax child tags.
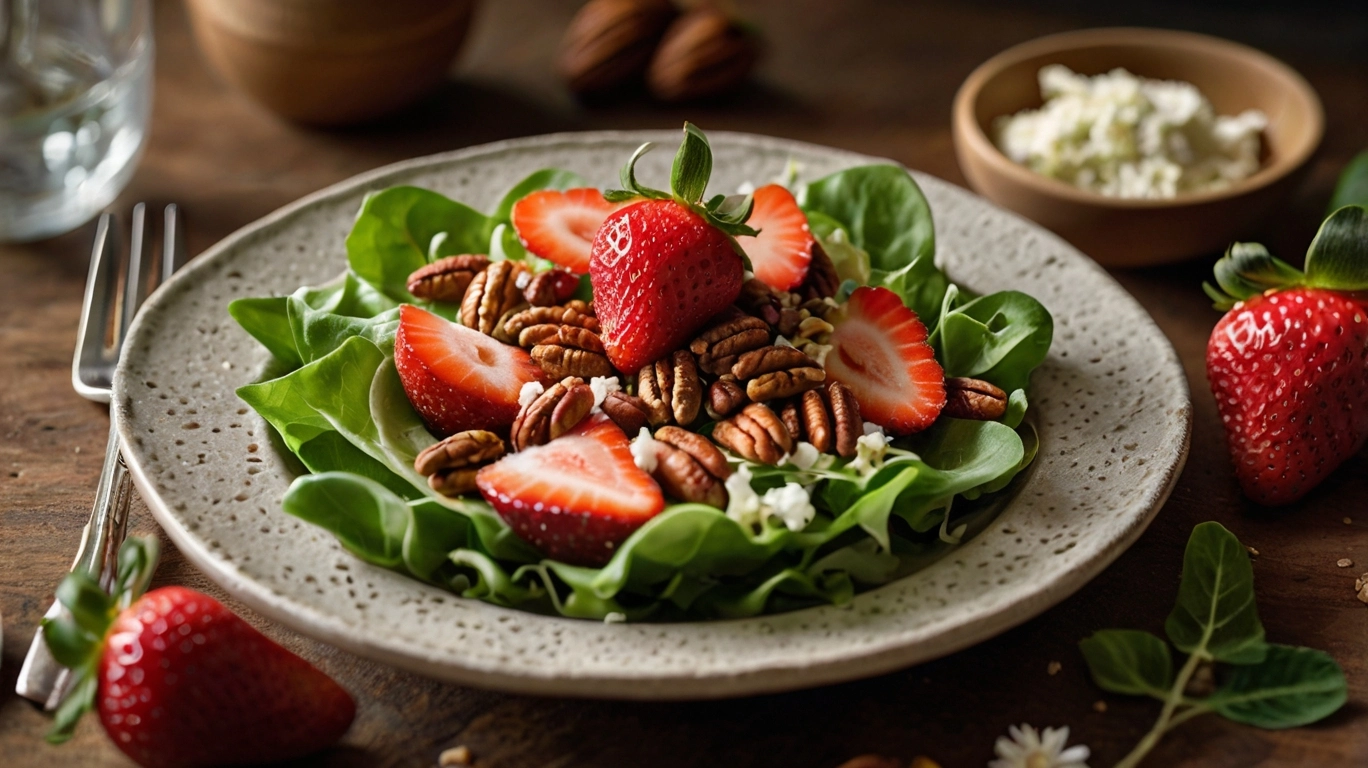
<box><xmin>690</xmin><ymin>315</ymin><xmax>771</xmax><ymax>376</ymax></box>
<box><xmin>511</xmin><ymin>377</ymin><xmax>596</xmax><ymax>451</ymax></box>
<box><xmin>559</xmin><ymin>0</ymin><xmax>676</xmax><ymax>95</ymax></box>
<box><xmin>461</xmin><ymin>260</ymin><xmax>529</xmax><ymax>335</ymax></box>
<box><xmin>943</xmin><ymin>377</ymin><xmax>1008</xmax><ymax>421</ymax></box>
<box><xmin>732</xmin><ymin>345</ymin><xmax>825</xmax><ymax>401</ymax></box>
<box><xmin>650</xmin><ymin>426</ymin><xmax>731</xmax><ymax>508</ymax></box>
<box><xmin>712</xmin><ymin>402</ymin><xmax>794</xmax><ymax>465</ymax></box>
<box><xmin>646</xmin><ymin>6</ymin><xmax>759</xmax><ymax>103</ymax></box>
<box><xmin>414</xmin><ymin>430</ymin><xmax>506</xmax><ymax>496</ymax></box>
<box><xmin>407</xmin><ymin>254</ymin><xmax>491</xmax><ymax>303</ymax></box>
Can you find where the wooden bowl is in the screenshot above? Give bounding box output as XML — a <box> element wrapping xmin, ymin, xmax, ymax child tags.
<box><xmin>185</xmin><ymin>0</ymin><xmax>477</xmax><ymax>126</ymax></box>
<box><xmin>952</xmin><ymin>28</ymin><xmax>1323</xmax><ymax>267</ymax></box>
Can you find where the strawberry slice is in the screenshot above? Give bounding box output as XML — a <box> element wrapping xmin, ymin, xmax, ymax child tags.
<box><xmin>476</xmin><ymin>414</ymin><xmax>665</xmax><ymax>566</ymax></box>
<box><xmin>826</xmin><ymin>286</ymin><xmax>946</xmax><ymax>436</ymax></box>
<box><xmin>734</xmin><ymin>184</ymin><xmax>814</xmax><ymax>291</ymax></box>
<box><xmin>511</xmin><ymin>188</ymin><xmax>625</xmax><ymax>274</ymax></box>
<box><xmin>394</xmin><ymin>304</ymin><xmax>546</xmax><ymax>436</ymax></box>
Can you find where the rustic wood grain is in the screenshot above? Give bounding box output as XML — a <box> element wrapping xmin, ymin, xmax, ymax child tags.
<box><xmin>2</xmin><ymin>1</ymin><xmax>1366</xmax><ymax>766</ymax></box>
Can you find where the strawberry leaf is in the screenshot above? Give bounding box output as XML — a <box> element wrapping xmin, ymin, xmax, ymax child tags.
<box><xmin>671</xmin><ymin>122</ymin><xmax>713</xmax><ymax>204</ymax></box>
<box><xmin>1207</xmin><ymin>242</ymin><xmax>1305</xmax><ymax>307</ymax></box>
<box><xmin>1304</xmin><ymin>204</ymin><xmax>1368</xmax><ymax>292</ymax></box>
<box><xmin>1327</xmin><ymin>150</ymin><xmax>1368</xmax><ymax>214</ymax></box>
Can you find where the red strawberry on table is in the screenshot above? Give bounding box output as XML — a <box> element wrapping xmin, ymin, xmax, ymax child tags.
<box><xmin>476</xmin><ymin>414</ymin><xmax>665</xmax><ymax>566</ymax></box>
<box><xmin>512</xmin><ymin>188</ymin><xmax>627</xmax><ymax>274</ymax></box>
<box><xmin>589</xmin><ymin>122</ymin><xmax>758</xmax><ymax>373</ymax></box>
<box><xmin>1203</xmin><ymin>205</ymin><xmax>1368</xmax><ymax>505</ymax></box>
<box><xmin>395</xmin><ymin>303</ymin><xmax>547</xmax><ymax>436</ymax></box>
<box><xmin>44</xmin><ymin>537</ymin><xmax>354</xmax><ymax>767</ymax></box>
<box><xmin>825</xmin><ymin>285</ymin><xmax>946</xmax><ymax>436</ymax></box>
<box><xmin>734</xmin><ymin>183</ymin><xmax>815</xmax><ymax>291</ymax></box>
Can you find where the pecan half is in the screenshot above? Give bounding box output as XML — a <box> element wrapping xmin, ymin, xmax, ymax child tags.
<box><xmin>690</xmin><ymin>315</ymin><xmax>771</xmax><ymax>376</ymax></box>
<box><xmin>601</xmin><ymin>390</ymin><xmax>652</xmax><ymax>435</ymax></box>
<box><xmin>461</xmin><ymin>260</ymin><xmax>529</xmax><ymax>335</ymax></box>
<box><xmin>408</xmin><ymin>255</ymin><xmax>491</xmax><ymax>303</ymax></box>
<box><xmin>798</xmin><ymin>241</ymin><xmax>840</xmax><ymax>301</ymax></box>
<box><xmin>520</xmin><ymin>323</ymin><xmax>605</xmax><ymax>353</ymax></box>
<box><xmin>705</xmin><ymin>376</ymin><xmax>748</xmax><ymax>420</ymax></box>
<box><xmin>824</xmin><ymin>381</ymin><xmax>862</xmax><ymax>458</ymax></box>
<box><xmin>414</xmin><ymin>430</ymin><xmax>506</xmax><ymax>496</ymax></box>
<box><xmin>523</xmin><ymin>269</ymin><xmax>581</xmax><ymax>307</ymax></box>
<box><xmin>732</xmin><ymin>345</ymin><xmax>825</xmax><ymax>401</ymax></box>
<box><xmin>651</xmin><ymin>426</ymin><xmax>731</xmax><ymax>507</ymax></box>
<box><xmin>532</xmin><ymin>343</ymin><xmax>616</xmax><ymax>380</ymax></box>
<box><xmin>943</xmin><ymin>377</ymin><xmax>1008</xmax><ymax>421</ymax></box>
<box><xmin>502</xmin><ymin>302</ymin><xmax>599</xmax><ymax>342</ymax></box>
<box><xmin>638</xmin><ymin>350</ymin><xmax>703</xmax><ymax>426</ymax></box>
<box><xmin>511</xmin><ymin>377</ymin><xmax>596</xmax><ymax>451</ymax></box>
<box><xmin>712</xmin><ymin>402</ymin><xmax>794</xmax><ymax>465</ymax></box>
<box><xmin>779</xmin><ymin>398</ymin><xmax>803</xmax><ymax>443</ymax></box>
<box><xmin>735</xmin><ymin>278</ymin><xmax>782</xmax><ymax>327</ymax></box>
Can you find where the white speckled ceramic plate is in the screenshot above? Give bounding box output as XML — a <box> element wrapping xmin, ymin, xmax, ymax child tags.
<box><xmin>113</xmin><ymin>131</ymin><xmax>1190</xmax><ymax>699</ymax></box>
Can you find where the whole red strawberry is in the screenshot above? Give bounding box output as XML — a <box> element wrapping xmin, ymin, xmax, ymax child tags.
<box><xmin>1204</xmin><ymin>205</ymin><xmax>1368</xmax><ymax>505</ymax></box>
<box><xmin>589</xmin><ymin>123</ymin><xmax>756</xmax><ymax>373</ymax></box>
<box><xmin>44</xmin><ymin>537</ymin><xmax>355</xmax><ymax>767</ymax></box>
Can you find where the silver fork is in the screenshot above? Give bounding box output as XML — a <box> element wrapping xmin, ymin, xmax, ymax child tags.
<box><xmin>15</xmin><ymin>204</ymin><xmax>184</xmax><ymax>708</ymax></box>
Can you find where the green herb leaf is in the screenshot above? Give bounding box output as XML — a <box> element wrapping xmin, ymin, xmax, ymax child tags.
<box><xmin>1164</xmin><ymin>521</ymin><xmax>1267</xmax><ymax>665</ymax></box>
<box><xmin>1328</xmin><ymin>150</ymin><xmax>1368</xmax><ymax>214</ymax></box>
<box><xmin>1304</xmin><ymin>205</ymin><xmax>1368</xmax><ymax>292</ymax></box>
<box><xmin>1208</xmin><ymin>242</ymin><xmax>1304</xmax><ymax>307</ymax></box>
<box><xmin>345</xmin><ymin>187</ymin><xmax>490</xmax><ymax>303</ymax></box>
<box><xmin>671</xmin><ymin>122</ymin><xmax>713</xmax><ymax>204</ymax></box>
<box><xmin>1207</xmin><ymin>644</ymin><xmax>1348</xmax><ymax>728</ymax></box>
<box><xmin>1080</xmin><ymin>629</ymin><xmax>1174</xmax><ymax>698</ymax></box>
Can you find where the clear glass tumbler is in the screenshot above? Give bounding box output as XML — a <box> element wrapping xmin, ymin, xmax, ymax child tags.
<box><xmin>0</xmin><ymin>0</ymin><xmax>152</xmax><ymax>242</ymax></box>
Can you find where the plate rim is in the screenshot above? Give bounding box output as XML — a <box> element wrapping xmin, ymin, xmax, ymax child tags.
<box><xmin>115</xmin><ymin>129</ymin><xmax>1192</xmax><ymax>699</ymax></box>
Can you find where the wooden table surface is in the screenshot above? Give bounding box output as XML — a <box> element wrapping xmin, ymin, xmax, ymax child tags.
<box><xmin>3</xmin><ymin>1</ymin><xmax>1367</xmax><ymax>766</ymax></box>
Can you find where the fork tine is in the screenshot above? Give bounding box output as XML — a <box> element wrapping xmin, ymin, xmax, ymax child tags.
<box><xmin>71</xmin><ymin>214</ymin><xmax>120</xmax><ymax>402</ymax></box>
<box><xmin>163</xmin><ymin>203</ymin><xmax>184</xmax><ymax>280</ymax></box>
<box><xmin>119</xmin><ymin>203</ymin><xmax>152</xmax><ymax>346</ymax></box>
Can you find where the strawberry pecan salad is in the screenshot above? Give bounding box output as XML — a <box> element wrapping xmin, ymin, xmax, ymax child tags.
<box><xmin>229</xmin><ymin>124</ymin><xmax>1053</xmax><ymax>621</ymax></box>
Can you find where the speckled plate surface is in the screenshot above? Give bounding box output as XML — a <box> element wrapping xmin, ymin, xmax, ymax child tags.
<box><xmin>113</xmin><ymin>131</ymin><xmax>1190</xmax><ymax>700</ymax></box>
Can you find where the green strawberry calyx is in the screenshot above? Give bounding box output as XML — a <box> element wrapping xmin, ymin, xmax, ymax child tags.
<box><xmin>605</xmin><ymin>122</ymin><xmax>760</xmax><ymax>239</ymax></box>
<box><xmin>1205</xmin><ymin>204</ymin><xmax>1368</xmax><ymax>310</ymax></box>
<box><xmin>42</xmin><ymin>535</ymin><xmax>160</xmax><ymax>744</ymax></box>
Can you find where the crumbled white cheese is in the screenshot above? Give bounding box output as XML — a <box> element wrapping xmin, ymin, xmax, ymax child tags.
<box><xmin>994</xmin><ymin>65</ymin><xmax>1267</xmax><ymax>198</ymax></box>
<box><xmin>850</xmin><ymin>429</ymin><xmax>890</xmax><ymax>477</ymax></box>
<box><xmin>517</xmin><ymin>381</ymin><xmax>545</xmax><ymax>409</ymax></box>
<box><xmin>724</xmin><ymin>464</ymin><xmax>764</xmax><ymax>528</ymax></box>
<box><xmin>629</xmin><ymin>427</ymin><xmax>659</xmax><ymax>473</ymax></box>
<box><xmin>862</xmin><ymin>421</ymin><xmax>886</xmax><ymax>437</ymax></box>
<box><xmin>589</xmin><ymin>376</ymin><xmax>621</xmax><ymax>411</ymax></box>
<box><xmin>736</xmin><ymin>180</ymin><xmax>757</xmax><ymax>195</ymax></box>
<box><xmin>786</xmin><ymin>441</ymin><xmax>822</xmax><ymax>470</ymax></box>
<box><xmin>604</xmin><ymin>612</ymin><xmax>627</xmax><ymax>624</ymax></box>
<box><xmin>761</xmin><ymin>483</ymin><xmax>816</xmax><ymax>531</ymax></box>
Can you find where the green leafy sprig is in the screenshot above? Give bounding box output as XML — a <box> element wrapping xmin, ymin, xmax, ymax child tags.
<box><xmin>605</xmin><ymin>122</ymin><xmax>759</xmax><ymax>238</ymax></box>
<box><xmin>42</xmin><ymin>536</ymin><xmax>161</xmax><ymax>744</ymax></box>
<box><xmin>1203</xmin><ymin>204</ymin><xmax>1368</xmax><ymax>310</ymax></box>
<box><xmin>1080</xmin><ymin>522</ymin><xmax>1346</xmax><ymax>768</ymax></box>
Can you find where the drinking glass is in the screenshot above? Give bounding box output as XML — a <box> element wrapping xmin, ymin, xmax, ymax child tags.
<box><xmin>0</xmin><ymin>0</ymin><xmax>152</xmax><ymax>242</ymax></box>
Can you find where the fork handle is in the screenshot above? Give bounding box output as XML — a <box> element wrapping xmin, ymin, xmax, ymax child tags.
<box><xmin>14</xmin><ymin>421</ymin><xmax>134</xmax><ymax>707</ymax></box>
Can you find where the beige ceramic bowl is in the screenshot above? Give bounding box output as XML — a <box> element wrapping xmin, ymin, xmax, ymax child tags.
<box><xmin>185</xmin><ymin>0</ymin><xmax>477</xmax><ymax>126</ymax></box>
<box><xmin>952</xmin><ymin>28</ymin><xmax>1323</xmax><ymax>267</ymax></box>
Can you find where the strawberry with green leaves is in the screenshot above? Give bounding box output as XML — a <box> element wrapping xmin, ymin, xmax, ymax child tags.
<box><xmin>590</xmin><ymin>123</ymin><xmax>758</xmax><ymax>373</ymax></box>
<box><xmin>44</xmin><ymin>537</ymin><xmax>355</xmax><ymax>767</ymax></box>
<box><xmin>1204</xmin><ymin>205</ymin><xmax>1368</xmax><ymax>505</ymax></box>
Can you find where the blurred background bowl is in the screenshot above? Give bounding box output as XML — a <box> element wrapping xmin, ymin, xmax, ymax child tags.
<box><xmin>185</xmin><ymin>0</ymin><xmax>477</xmax><ymax>126</ymax></box>
<box><xmin>952</xmin><ymin>27</ymin><xmax>1323</xmax><ymax>268</ymax></box>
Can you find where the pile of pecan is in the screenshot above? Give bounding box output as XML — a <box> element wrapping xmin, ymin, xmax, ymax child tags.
<box><xmin>406</xmin><ymin>251</ymin><xmax>1009</xmax><ymax>512</ymax></box>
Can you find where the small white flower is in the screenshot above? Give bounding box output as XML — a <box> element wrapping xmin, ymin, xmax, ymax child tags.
<box><xmin>518</xmin><ymin>381</ymin><xmax>545</xmax><ymax>409</ymax></box>
<box><xmin>629</xmin><ymin>427</ymin><xmax>659</xmax><ymax>473</ymax></box>
<box><xmin>761</xmin><ymin>483</ymin><xmax>815</xmax><ymax>531</ymax></box>
<box><xmin>724</xmin><ymin>464</ymin><xmax>763</xmax><ymax>528</ymax></box>
<box><xmin>990</xmin><ymin>724</ymin><xmax>1090</xmax><ymax>768</ymax></box>
<box><xmin>589</xmin><ymin>375</ymin><xmax>621</xmax><ymax>411</ymax></box>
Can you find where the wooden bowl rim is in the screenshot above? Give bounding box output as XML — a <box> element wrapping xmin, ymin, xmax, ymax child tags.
<box><xmin>952</xmin><ymin>27</ymin><xmax>1325</xmax><ymax>210</ymax></box>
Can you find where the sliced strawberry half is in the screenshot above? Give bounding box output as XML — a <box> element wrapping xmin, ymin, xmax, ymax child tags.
<box><xmin>476</xmin><ymin>414</ymin><xmax>665</xmax><ymax>566</ymax></box>
<box><xmin>511</xmin><ymin>188</ymin><xmax>626</xmax><ymax>274</ymax></box>
<box><xmin>734</xmin><ymin>184</ymin><xmax>814</xmax><ymax>291</ymax></box>
<box><xmin>395</xmin><ymin>304</ymin><xmax>547</xmax><ymax>437</ymax></box>
<box><xmin>825</xmin><ymin>286</ymin><xmax>945</xmax><ymax>436</ymax></box>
